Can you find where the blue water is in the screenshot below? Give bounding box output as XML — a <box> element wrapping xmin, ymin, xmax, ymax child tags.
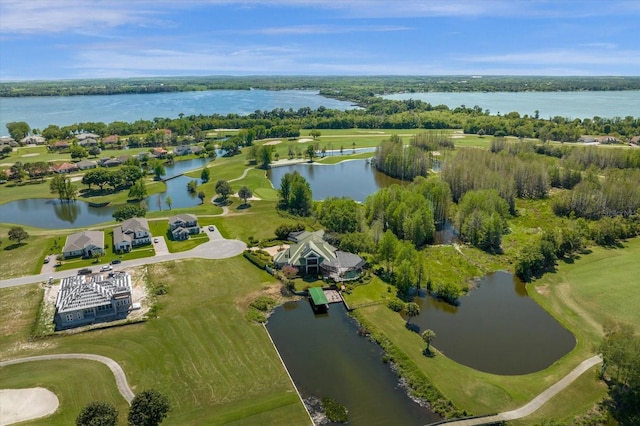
<box><xmin>382</xmin><ymin>90</ymin><xmax>640</xmax><ymax>119</ymax></box>
<box><xmin>0</xmin><ymin>89</ymin><xmax>356</xmax><ymax>133</ymax></box>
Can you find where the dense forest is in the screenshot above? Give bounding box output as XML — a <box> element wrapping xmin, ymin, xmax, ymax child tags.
<box><xmin>2</xmin><ymin>75</ymin><xmax>640</xmax><ymax>98</ymax></box>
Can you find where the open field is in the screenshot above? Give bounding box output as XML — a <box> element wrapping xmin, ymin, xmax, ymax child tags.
<box><xmin>0</xmin><ymin>257</ymin><xmax>310</xmax><ymax>425</ymax></box>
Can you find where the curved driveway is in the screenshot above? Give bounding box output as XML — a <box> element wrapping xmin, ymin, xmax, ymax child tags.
<box><xmin>0</xmin><ymin>353</ymin><xmax>135</xmax><ymax>404</ymax></box>
<box><xmin>0</xmin><ymin>226</ymin><xmax>246</xmax><ymax>289</ymax></box>
<box><xmin>437</xmin><ymin>355</ymin><xmax>603</xmax><ymax>426</ymax></box>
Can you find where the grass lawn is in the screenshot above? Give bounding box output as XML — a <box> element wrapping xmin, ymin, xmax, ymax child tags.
<box><xmin>0</xmin><ymin>257</ymin><xmax>310</xmax><ymax>425</ymax></box>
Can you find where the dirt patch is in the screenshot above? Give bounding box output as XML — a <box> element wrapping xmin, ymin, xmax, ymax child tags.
<box><xmin>0</xmin><ymin>388</ymin><xmax>59</xmax><ymax>425</ymax></box>
<box><xmin>535</xmin><ymin>284</ymin><xmax>550</xmax><ymax>297</ymax></box>
<box><xmin>297</xmin><ymin>138</ymin><xmax>313</xmax><ymax>143</ymax></box>
<box><xmin>263</xmin><ymin>140</ymin><xmax>282</xmax><ymax>146</ymax></box>
<box><xmin>250</xmin><ymin>244</ymin><xmax>289</xmax><ymax>257</ymax></box>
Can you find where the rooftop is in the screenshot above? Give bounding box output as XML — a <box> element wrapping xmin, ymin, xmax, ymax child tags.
<box><xmin>56</xmin><ymin>272</ymin><xmax>131</xmax><ymax>313</ymax></box>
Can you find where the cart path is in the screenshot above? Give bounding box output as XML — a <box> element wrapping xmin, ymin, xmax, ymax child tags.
<box><xmin>0</xmin><ymin>353</ymin><xmax>135</xmax><ymax>404</ymax></box>
<box><xmin>433</xmin><ymin>355</ymin><xmax>603</xmax><ymax>426</ymax></box>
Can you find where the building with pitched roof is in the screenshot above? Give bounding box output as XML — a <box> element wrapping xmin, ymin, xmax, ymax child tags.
<box><xmin>54</xmin><ymin>271</ymin><xmax>132</xmax><ymax>329</ymax></box>
<box><xmin>63</xmin><ymin>231</ymin><xmax>104</xmax><ymax>258</ymax></box>
<box><xmin>274</xmin><ymin>230</ymin><xmax>365</xmax><ymax>281</ymax></box>
<box><xmin>169</xmin><ymin>214</ymin><xmax>200</xmax><ymax>240</ymax></box>
<box><xmin>113</xmin><ymin>217</ymin><xmax>151</xmax><ymax>252</ymax></box>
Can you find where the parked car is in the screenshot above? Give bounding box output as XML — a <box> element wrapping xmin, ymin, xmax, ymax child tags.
<box><xmin>100</xmin><ymin>265</ymin><xmax>113</xmax><ymax>272</ymax></box>
<box><xmin>77</xmin><ymin>268</ymin><xmax>92</xmax><ymax>275</ymax></box>
<box><xmin>208</xmin><ymin>225</ymin><xmax>215</xmax><ymax>231</ymax></box>
<box><xmin>111</xmin><ymin>259</ymin><xmax>122</xmax><ymax>265</ymax></box>
<box><xmin>154</xmin><ymin>238</ymin><xmax>159</xmax><ymax>243</ymax></box>
<box><xmin>43</xmin><ymin>258</ymin><xmax>50</xmax><ymax>264</ymax></box>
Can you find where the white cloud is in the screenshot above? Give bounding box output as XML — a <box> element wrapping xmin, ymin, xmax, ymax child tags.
<box><xmin>253</xmin><ymin>24</ymin><xmax>411</xmax><ymax>35</ymax></box>
<box><xmin>0</xmin><ymin>0</ymin><xmax>161</xmax><ymax>34</ymax></box>
<box><xmin>463</xmin><ymin>48</ymin><xmax>640</xmax><ymax>66</ymax></box>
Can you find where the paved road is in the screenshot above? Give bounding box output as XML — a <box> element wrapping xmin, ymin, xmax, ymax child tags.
<box><xmin>0</xmin><ymin>225</ymin><xmax>246</xmax><ymax>289</ymax></box>
<box><xmin>0</xmin><ymin>353</ymin><xmax>135</xmax><ymax>404</ymax></box>
<box><xmin>437</xmin><ymin>355</ymin><xmax>603</xmax><ymax>426</ymax></box>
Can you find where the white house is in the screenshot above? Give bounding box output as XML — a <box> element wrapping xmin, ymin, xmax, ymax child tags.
<box><xmin>113</xmin><ymin>217</ymin><xmax>151</xmax><ymax>252</ymax></box>
<box><xmin>63</xmin><ymin>231</ymin><xmax>104</xmax><ymax>258</ymax></box>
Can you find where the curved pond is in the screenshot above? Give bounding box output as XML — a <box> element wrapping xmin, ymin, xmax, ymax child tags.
<box><xmin>407</xmin><ymin>271</ymin><xmax>575</xmax><ymax>375</ymax></box>
<box><xmin>267</xmin><ymin>159</ymin><xmax>403</xmax><ymax>202</ymax></box>
<box><xmin>267</xmin><ymin>302</ymin><xmax>440</xmax><ymax>425</ymax></box>
<box><xmin>0</xmin><ymin>158</ymin><xmax>211</xmax><ymax>228</ymax></box>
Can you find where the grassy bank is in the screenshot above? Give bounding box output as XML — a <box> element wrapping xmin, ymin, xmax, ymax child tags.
<box><xmin>0</xmin><ymin>257</ymin><xmax>310</xmax><ymax>425</ymax></box>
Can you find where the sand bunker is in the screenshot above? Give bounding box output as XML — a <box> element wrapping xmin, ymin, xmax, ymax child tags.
<box><xmin>451</xmin><ymin>135</ymin><xmax>465</xmax><ymax>139</ymax></box>
<box><xmin>297</xmin><ymin>138</ymin><xmax>313</xmax><ymax>143</ymax></box>
<box><xmin>263</xmin><ymin>140</ymin><xmax>282</xmax><ymax>145</ymax></box>
<box><xmin>0</xmin><ymin>388</ymin><xmax>59</xmax><ymax>425</ymax></box>
<box><xmin>21</xmin><ymin>153</ymin><xmax>40</xmax><ymax>157</ymax></box>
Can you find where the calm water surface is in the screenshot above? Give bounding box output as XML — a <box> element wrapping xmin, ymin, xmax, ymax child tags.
<box><xmin>0</xmin><ymin>90</ymin><xmax>356</xmax><ymax>132</ymax></box>
<box><xmin>266</xmin><ymin>302</ymin><xmax>440</xmax><ymax>425</ymax></box>
<box><xmin>383</xmin><ymin>91</ymin><xmax>640</xmax><ymax>119</ymax></box>
<box><xmin>408</xmin><ymin>271</ymin><xmax>575</xmax><ymax>375</ymax></box>
<box><xmin>0</xmin><ymin>158</ymin><xmax>211</xmax><ymax>228</ymax></box>
<box><xmin>267</xmin><ymin>159</ymin><xmax>402</xmax><ymax>202</ymax></box>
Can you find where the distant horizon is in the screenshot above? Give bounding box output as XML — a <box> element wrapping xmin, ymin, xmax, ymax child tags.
<box><xmin>2</xmin><ymin>74</ymin><xmax>639</xmax><ymax>85</ymax></box>
<box><xmin>1</xmin><ymin>1</ymin><xmax>639</xmax><ymax>81</ymax></box>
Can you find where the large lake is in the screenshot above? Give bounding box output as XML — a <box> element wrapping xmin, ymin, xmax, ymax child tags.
<box><xmin>0</xmin><ymin>90</ymin><xmax>356</xmax><ymax>132</ymax></box>
<box><xmin>382</xmin><ymin>90</ymin><xmax>640</xmax><ymax>119</ymax></box>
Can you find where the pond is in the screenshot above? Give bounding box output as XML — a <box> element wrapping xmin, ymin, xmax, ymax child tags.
<box><xmin>267</xmin><ymin>159</ymin><xmax>403</xmax><ymax>202</ymax></box>
<box><xmin>266</xmin><ymin>301</ymin><xmax>440</xmax><ymax>425</ymax></box>
<box><xmin>406</xmin><ymin>271</ymin><xmax>575</xmax><ymax>375</ymax></box>
<box><xmin>0</xmin><ymin>157</ymin><xmax>211</xmax><ymax>228</ymax></box>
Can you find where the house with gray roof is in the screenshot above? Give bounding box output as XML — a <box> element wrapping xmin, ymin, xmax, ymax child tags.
<box><xmin>63</xmin><ymin>231</ymin><xmax>104</xmax><ymax>259</ymax></box>
<box><xmin>76</xmin><ymin>159</ymin><xmax>97</xmax><ymax>170</ymax></box>
<box><xmin>54</xmin><ymin>271</ymin><xmax>132</xmax><ymax>329</ymax></box>
<box><xmin>274</xmin><ymin>230</ymin><xmax>365</xmax><ymax>281</ymax></box>
<box><xmin>113</xmin><ymin>217</ymin><xmax>151</xmax><ymax>252</ymax></box>
<box><xmin>169</xmin><ymin>214</ymin><xmax>199</xmax><ymax>240</ymax></box>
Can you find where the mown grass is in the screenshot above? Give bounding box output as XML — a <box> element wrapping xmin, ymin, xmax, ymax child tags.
<box><xmin>0</xmin><ymin>257</ymin><xmax>310</xmax><ymax>425</ymax></box>
<box><xmin>0</xmin><ymin>360</ymin><xmax>131</xmax><ymax>425</ymax></box>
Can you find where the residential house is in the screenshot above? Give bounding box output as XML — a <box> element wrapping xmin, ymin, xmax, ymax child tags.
<box><xmin>577</xmin><ymin>135</ymin><xmax>598</xmax><ymax>143</ymax></box>
<box><xmin>78</xmin><ymin>138</ymin><xmax>98</xmax><ymax>147</ymax></box>
<box><xmin>113</xmin><ymin>217</ymin><xmax>151</xmax><ymax>252</ymax></box>
<box><xmin>77</xmin><ymin>133</ymin><xmax>100</xmax><ymax>141</ymax></box>
<box><xmin>0</xmin><ymin>136</ymin><xmax>17</xmax><ymax>147</ymax></box>
<box><xmin>274</xmin><ymin>230</ymin><xmax>366</xmax><ymax>281</ymax></box>
<box><xmin>20</xmin><ymin>135</ymin><xmax>46</xmax><ymax>145</ymax></box>
<box><xmin>152</xmin><ymin>147</ymin><xmax>168</xmax><ymax>158</ymax></box>
<box><xmin>103</xmin><ymin>135</ymin><xmax>119</xmax><ymax>146</ymax></box>
<box><xmin>76</xmin><ymin>159</ymin><xmax>98</xmax><ymax>170</ymax></box>
<box><xmin>595</xmin><ymin>136</ymin><xmax>620</xmax><ymax>144</ymax></box>
<box><xmin>63</xmin><ymin>230</ymin><xmax>104</xmax><ymax>258</ymax></box>
<box><xmin>103</xmin><ymin>158</ymin><xmax>121</xmax><ymax>167</ymax></box>
<box><xmin>630</xmin><ymin>136</ymin><xmax>640</xmax><ymax>145</ymax></box>
<box><xmin>51</xmin><ymin>162</ymin><xmax>79</xmax><ymax>174</ymax></box>
<box><xmin>54</xmin><ymin>271</ymin><xmax>132</xmax><ymax>330</ymax></box>
<box><xmin>52</xmin><ymin>141</ymin><xmax>71</xmax><ymax>151</ymax></box>
<box><xmin>191</xmin><ymin>145</ymin><xmax>204</xmax><ymax>155</ymax></box>
<box><xmin>169</xmin><ymin>214</ymin><xmax>200</xmax><ymax>240</ymax></box>
<box><xmin>174</xmin><ymin>145</ymin><xmax>192</xmax><ymax>156</ymax></box>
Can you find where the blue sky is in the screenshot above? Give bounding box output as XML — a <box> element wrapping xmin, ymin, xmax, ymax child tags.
<box><xmin>1</xmin><ymin>0</ymin><xmax>639</xmax><ymax>81</ymax></box>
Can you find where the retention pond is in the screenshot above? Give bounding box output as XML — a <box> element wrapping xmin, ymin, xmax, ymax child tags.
<box><xmin>266</xmin><ymin>301</ymin><xmax>441</xmax><ymax>425</ymax></box>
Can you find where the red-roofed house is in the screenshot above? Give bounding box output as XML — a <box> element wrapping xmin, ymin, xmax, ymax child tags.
<box><xmin>51</xmin><ymin>162</ymin><xmax>79</xmax><ymax>174</ymax></box>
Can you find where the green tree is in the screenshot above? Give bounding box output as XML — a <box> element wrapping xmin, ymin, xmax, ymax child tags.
<box><xmin>8</xmin><ymin>227</ymin><xmax>29</xmax><ymax>245</ymax></box>
<box><xmin>257</xmin><ymin>145</ymin><xmax>273</xmax><ymax>169</ymax></box>
<box><xmin>70</xmin><ymin>145</ymin><xmax>88</xmax><ymax>160</ymax></box>
<box><xmin>215</xmin><ymin>180</ymin><xmax>233</xmax><ymax>201</ymax></box>
<box><xmin>377</xmin><ymin>230</ymin><xmax>398</xmax><ymax>272</ymax></box>
<box><xmin>238</xmin><ymin>186</ymin><xmax>253</xmax><ymax>206</ymax></box>
<box><xmin>197</xmin><ymin>191</ymin><xmax>205</xmax><ymax>204</ymax></box>
<box><xmin>112</xmin><ymin>205</ymin><xmax>147</xmax><ymax>222</ymax></box>
<box><xmin>310</xmin><ymin>129</ymin><xmax>321</xmax><ymax>140</ymax></box>
<box><xmin>127</xmin><ymin>389</ymin><xmax>171</xmax><ymax>426</ymax></box>
<box><xmin>128</xmin><ymin>179</ymin><xmax>148</xmax><ymax>201</ymax></box>
<box><xmin>165</xmin><ymin>196</ymin><xmax>173</xmax><ymax>210</ymax></box>
<box><xmin>421</xmin><ymin>329</ymin><xmax>436</xmax><ymax>354</ymax></box>
<box><xmin>187</xmin><ymin>179</ymin><xmax>198</xmax><ymax>194</ymax></box>
<box><xmin>150</xmin><ymin>159</ymin><xmax>165</xmax><ymax>180</ymax></box>
<box><xmin>50</xmin><ymin>174</ymin><xmax>77</xmax><ymax>201</ymax></box>
<box><xmin>6</xmin><ymin>121</ymin><xmax>30</xmax><ymax>141</ymax></box>
<box><xmin>76</xmin><ymin>401</ymin><xmax>118</xmax><ymax>426</ymax></box>
<box><xmin>88</xmin><ymin>145</ymin><xmax>101</xmax><ymax>157</ymax></box>
<box><xmin>306</xmin><ymin>144</ymin><xmax>315</xmax><ymax>162</ymax></box>
<box><xmin>200</xmin><ymin>167</ymin><xmax>210</xmax><ymax>183</ymax></box>
<box><xmin>405</xmin><ymin>302</ymin><xmax>420</xmax><ymax>324</ymax></box>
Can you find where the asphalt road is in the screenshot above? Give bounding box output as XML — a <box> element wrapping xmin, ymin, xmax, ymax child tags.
<box><xmin>0</xmin><ymin>225</ymin><xmax>246</xmax><ymax>289</ymax></box>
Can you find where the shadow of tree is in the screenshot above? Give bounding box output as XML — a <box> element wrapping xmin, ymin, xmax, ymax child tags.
<box><xmin>3</xmin><ymin>243</ymin><xmax>25</xmax><ymax>251</ymax></box>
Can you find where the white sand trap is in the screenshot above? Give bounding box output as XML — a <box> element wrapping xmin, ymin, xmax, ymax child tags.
<box><xmin>357</xmin><ymin>131</ymin><xmax>385</xmax><ymax>134</ymax></box>
<box><xmin>0</xmin><ymin>163</ymin><xmax>12</xmax><ymax>167</ymax></box>
<box><xmin>451</xmin><ymin>135</ymin><xmax>465</xmax><ymax>139</ymax></box>
<box><xmin>297</xmin><ymin>138</ymin><xmax>313</xmax><ymax>143</ymax></box>
<box><xmin>0</xmin><ymin>388</ymin><xmax>59</xmax><ymax>425</ymax></box>
<box><xmin>263</xmin><ymin>140</ymin><xmax>282</xmax><ymax>146</ymax></box>
<box><xmin>21</xmin><ymin>153</ymin><xmax>40</xmax><ymax>157</ymax></box>
<box><xmin>234</xmin><ymin>192</ymin><xmax>261</xmax><ymax>201</ymax></box>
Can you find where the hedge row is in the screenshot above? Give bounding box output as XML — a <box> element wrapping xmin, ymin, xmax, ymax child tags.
<box><xmin>243</xmin><ymin>250</ymin><xmax>273</xmax><ymax>270</ymax></box>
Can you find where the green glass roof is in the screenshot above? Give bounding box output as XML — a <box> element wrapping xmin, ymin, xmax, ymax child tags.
<box><xmin>308</xmin><ymin>287</ymin><xmax>329</xmax><ymax>305</ymax></box>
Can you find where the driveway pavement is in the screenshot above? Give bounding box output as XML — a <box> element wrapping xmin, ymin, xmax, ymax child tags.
<box><xmin>0</xmin><ymin>225</ymin><xmax>246</xmax><ymax>289</ymax></box>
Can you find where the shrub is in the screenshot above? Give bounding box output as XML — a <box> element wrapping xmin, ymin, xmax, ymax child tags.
<box><xmin>387</xmin><ymin>299</ymin><xmax>405</xmax><ymax>312</ymax></box>
<box><xmin>321</xmin><ymin>397</ymin><xmax>348</xmax><ymax>423</ymax></box>
<box><xmin>243</xmin><ymin>250</ymin><xmax>273</xmax><ymax>269</ymax></box>
<box><xmin>250</xmin><ymin>296</ymin><xmax>276</xmax><ymax>312</ymax></box>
